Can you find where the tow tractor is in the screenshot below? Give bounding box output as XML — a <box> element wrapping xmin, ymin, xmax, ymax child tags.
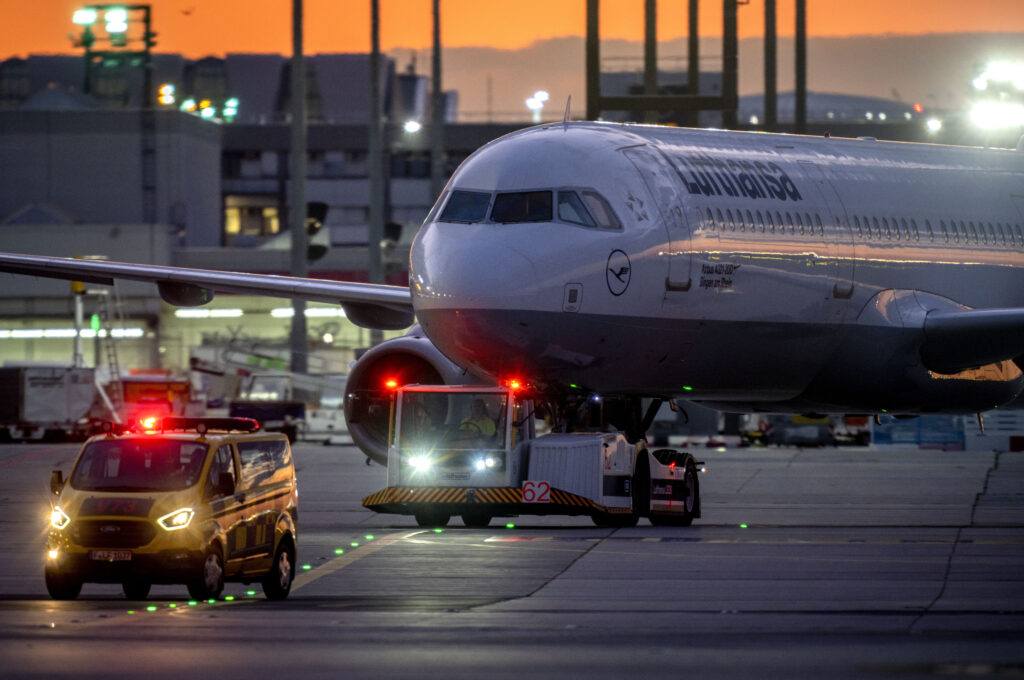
<box><xmin>362</xmin><ymin>384</ymin><xmax>701</xmax><ymax>528</ymax></box>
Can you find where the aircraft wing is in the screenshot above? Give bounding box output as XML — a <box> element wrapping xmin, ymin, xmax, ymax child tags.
<box><xmin>0</xmin><ymin>252</ymin><xmax>414</xmax><ymax>330</ymax></box>
<box><xmin>922</xmin><ymin>308</ymin><xmax>1024</xmax><ymax>374</ymax></box>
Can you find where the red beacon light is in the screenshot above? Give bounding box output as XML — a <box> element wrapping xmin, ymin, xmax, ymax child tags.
<box><xmin>139</xmin><ymin>415</ymin><xmax>161</xmax><ymax>432</ymax></box>
<box><xmin>384</xmin><ymin>379</ymin><xmax>399</xmax><ymax>390</ymax></box>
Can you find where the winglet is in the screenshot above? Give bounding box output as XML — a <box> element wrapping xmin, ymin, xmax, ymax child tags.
<box><xmin>563</xmin><ymin>95</ymin><xmax>572</xmax><ymax>129</ymax></box>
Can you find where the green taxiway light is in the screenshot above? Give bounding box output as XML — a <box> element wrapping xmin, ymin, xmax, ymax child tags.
<box><xmin>506</xmin><ymin>523</ymin><xmax>515</xmax><ymax>529</ymax></box>
<box><xmin>302</xmin><ymin>564</ymin><xmax>312</xmax><ymax>570</ymax></box>
<box><xmin>207</xmin><ymin>599</ymin><xmax>216</xmax><ymax>604</ymax></box>
<box><xmin>187</xmin><ymin>600</ymin><xmax>197</xmax><ymax>606</ymax></box>
<box><xmin>365</xmin><ymin>535</ymin><xmax>375</xmax><ymax>540</ymax></box>
<box><xmin>247</xmin><ymin>590</ymin><xmax>256</xmax><ymax>597</ymax></box>
<box><xmin>168</xmin><ymin>603</ymin><xmax>177</xmax><ymax>608</ymax></box>
<box><xmin>334</xmin><ymin>548</ymin><xmax>344</xmax><ymax>554</ymax></box>
<box><xmin>126</xmin><ymin>610</ymin><xmax>135</xmax><ymax>614</ymax></box>
<box><xmin>433</xmin><ymin>528</ymin><xmax>443</xmax><ymax>533</ymax></box>
<box><xmin>350</xmin><ymin>542</ymin><xmax>359</xmax><ymax>547</ymax></box>
<box><xmin>224</xmin><ymin>596</ymin><xmax>235</xmax><ymax>601</ymax></box>
<box><xmin>683</xmin><ymin>385</ymin><xmax>694</xmax><ymax>391</ymax></box>
<box><xmin>146</xmin><ymin>606</ymin><xmax>158</xmax><ymax>612</ymax></box>
<box><xmin>740</xmin><ymin>524</ymin><xmax>748</xmax><ymax>529</ymax></box>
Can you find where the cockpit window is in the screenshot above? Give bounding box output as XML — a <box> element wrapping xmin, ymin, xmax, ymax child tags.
<box><xmin>440</xmin><ymin>190</ymin><xmax>491</xmax><ymax>223</ymax></box>
<box><xmin>491</xmin><ymin>191</ymin><xmax>552</xmax><ymax>223</ymax></box>
<box><xmin>580</xmin><ymin>191</ymin><xmax>621</xmax><ymax>230</ymax></box>
<box><xmin>557</xmin><ymin>191</ymin><xmax>597</xmax><ymax>227</ymax></box>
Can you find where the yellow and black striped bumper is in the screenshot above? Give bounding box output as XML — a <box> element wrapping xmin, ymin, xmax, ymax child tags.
<box><xmin>362</xmin><ymin>486</ymin><xmax>602</xmax><ymax>516</ymax></box>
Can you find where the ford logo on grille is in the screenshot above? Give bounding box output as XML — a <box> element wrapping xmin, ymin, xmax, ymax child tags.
<box><xmin>99</xmin><ymin>524</ymin><xmax>121</xmax><ymax>533</ymax></box>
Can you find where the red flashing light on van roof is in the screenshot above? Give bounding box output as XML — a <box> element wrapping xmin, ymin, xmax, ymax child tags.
<box><xmin>507</xmin><ymin>379</ymin><xmax>523</xmax><ymax>392</ymax></box>
<box><xmin>385</xmin><ymin>379</ymin><xmax>399</xmax><ymax>390</ymax></box>
<box><xmin>139</xmin><ymin>415</ymin><xmax>161</xmax><ymax>431</ymax></box>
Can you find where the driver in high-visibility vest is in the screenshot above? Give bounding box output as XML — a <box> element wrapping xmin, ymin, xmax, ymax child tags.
<box><xmin>460</xmin><ymin>399</ymin><xmax>495</xmax><ymax>437</ymax></box>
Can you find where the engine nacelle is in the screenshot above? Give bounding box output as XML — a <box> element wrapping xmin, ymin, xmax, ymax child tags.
<box><xmin>343</xmin><ymin>325</ymin><xmax>481</xmax><ymax>465</ymax></box>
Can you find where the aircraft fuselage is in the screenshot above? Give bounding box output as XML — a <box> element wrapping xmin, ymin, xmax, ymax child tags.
<box><xmin>411</xmin><ymin>122</ymin><xmax>1024</xmax><ymax>414</ymax></box>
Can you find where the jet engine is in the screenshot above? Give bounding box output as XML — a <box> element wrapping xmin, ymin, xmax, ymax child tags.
<box><xmin>343</xmin><ymin>325</ymin><xmax>480</xmax><ymax>465</ymax></box>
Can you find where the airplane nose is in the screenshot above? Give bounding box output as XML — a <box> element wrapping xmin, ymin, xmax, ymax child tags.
<box><xmin>410</xmin><ymin>224</ymin><xmax>540</xmax><ymax>309</ymax></box>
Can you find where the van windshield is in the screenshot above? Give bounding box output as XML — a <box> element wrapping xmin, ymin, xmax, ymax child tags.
<box><xmin>70</xmin><ymin>438</ymin><xmax>210</xmax><ymax>492</ymax></box>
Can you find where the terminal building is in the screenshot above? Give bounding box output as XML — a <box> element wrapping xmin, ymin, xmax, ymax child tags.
<box><xmin>0</xmin><ymin>54</ymin><xmax>519</xmax><ymax>375</ymax></box>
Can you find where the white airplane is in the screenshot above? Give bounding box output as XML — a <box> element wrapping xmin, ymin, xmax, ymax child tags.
<box><xmin>3</xmin><ymin>121</ymin><xmax>1024</xmax><ymax>463</ymax></box>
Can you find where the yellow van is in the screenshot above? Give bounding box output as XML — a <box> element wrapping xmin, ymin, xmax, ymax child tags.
<box><xmin>45</xmin><ymin>417</ymin><xmax>298</xmax><ymax>601</ymax></box>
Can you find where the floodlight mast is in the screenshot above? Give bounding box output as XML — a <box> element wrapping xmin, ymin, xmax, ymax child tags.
<box><xmin>70</xmin><ymin>4</ymin><xmax>155</xmax><ymax>107</ymax></box>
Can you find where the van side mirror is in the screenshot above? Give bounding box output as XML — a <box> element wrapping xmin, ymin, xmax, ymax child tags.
<box><xmin>216</xmin><ymin>472</ymin><xmax>235</xmax><ymax>497</ymax></box>
<box><xmin>50</xmin><ymin>470</ymin><xmax>64</xmax><ymax>496</ymax></box>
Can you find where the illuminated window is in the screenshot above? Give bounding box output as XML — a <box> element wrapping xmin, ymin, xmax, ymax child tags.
<box><xmin>223</xmin><ymin>196</ymin><xmax>282</xmax><ymax>244</ymax></box>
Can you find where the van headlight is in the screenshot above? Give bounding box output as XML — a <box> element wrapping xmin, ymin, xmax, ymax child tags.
<box><xmin>157</xmin><ymin>508</ymin><xmax>195</xmax><ymax>531</ymax></box>
<box><xmin>50</xmin><ymin>506</ymin><xmax>71</xmax><ymax>530</ymax></box>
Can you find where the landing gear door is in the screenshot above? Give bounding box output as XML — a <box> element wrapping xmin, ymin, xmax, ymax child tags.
<box><xmin>621</xmin><ymin>147</ymin><xmax>692</xmax><ymax>293</ymax></box>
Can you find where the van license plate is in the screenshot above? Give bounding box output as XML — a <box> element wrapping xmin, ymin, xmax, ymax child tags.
<box><xmin>90</xmin><ymin>550</ymin><xmax>131</xmax><ymax>561</ymax></box>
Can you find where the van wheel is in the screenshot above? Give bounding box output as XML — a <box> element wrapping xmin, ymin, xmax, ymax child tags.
<box><xmin>122</xmin><ymin>580</ymin><xmax>151</xmax><ymax>600</ymax></box>
<box><xmin>44</xmin><ymin>566</ymin><xmax>82</xmax><ymax>600</ymax></box>
<box><xmin>188</xmin><ymin>547</ymin><xmax>224</xmax><ymax>600</ymax></box>
<box><xmin>262</xmin><ymin>537</ymin><xmax>295</xmax><ymax>600</ymax></box>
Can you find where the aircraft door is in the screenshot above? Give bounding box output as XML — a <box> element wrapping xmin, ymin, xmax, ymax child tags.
<box><xmin>799</xmin><ymin>161</ymin><xmax>854</xmax><ymax>317</ymax></box>
<box><xmin>622</xmin><ymin>147</ymin><xmax>692</xmax><ymax>293</ymax></box>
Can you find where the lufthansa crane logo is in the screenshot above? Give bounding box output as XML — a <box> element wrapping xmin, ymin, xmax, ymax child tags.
<box><xmin>606</xmin><ymin>250</ymin><xmax>631</xmax><ymax>296</ymax></box>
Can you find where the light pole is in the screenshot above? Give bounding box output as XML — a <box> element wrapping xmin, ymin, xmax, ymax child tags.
<box><xmin>289</xmin><ymin>0</ymin><xmax>309</xmax><ymax>375</ymax></box>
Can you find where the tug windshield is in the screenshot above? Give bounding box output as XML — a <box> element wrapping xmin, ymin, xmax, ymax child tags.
<box><xmin>398</xmin><ymin>391</ymin><xmax>508</xmax><ymax>470</ymax></box>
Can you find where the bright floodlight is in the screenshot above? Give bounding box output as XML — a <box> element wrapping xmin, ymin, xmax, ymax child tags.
<box><xmin>533</xmin><ymin>90</ymin><xmax>549</xmax><ymax>103</ymax></box>
<box><xmin>105</xmin><ymin>8</ymin><xmax>128</xmax><ymax>33</ymax></box>
<box><xmin>970</xmin><ymin>101</ymin><xmax>1024</xmax><ymax>129</ymax></box>
<box><xmin>525</xmin><ymin>97</ymin><xmax>543</xmax><ymax>111</ymax></box>
<box><xmin>403</xmin><ymin>120</ymin><xmax>423</xmax><ymax>134</ymax></box>
<box><xmin>73</xmin><ymin>9</ymin><xmax>98</xmax><ymax>25</ymax></box>
<box><xmin>926</xmin><ymin>117</ymin><xmax>943</xmax><ymax>133</ymax></box>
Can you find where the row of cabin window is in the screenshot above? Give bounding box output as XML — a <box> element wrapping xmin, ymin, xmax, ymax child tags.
<box><xmin>851</xmin><ymin>215</ymin><xmax>1024</xmax><ymax>248</ymax></box>
<box><xmin>701</xmin><ymin>206</ymin><xmax>1024</xmax><ymax>249</ymax></box>
<box><xmin>701</xmin><ymin>207</ymin><xmax>825</xmax><ymax>237</ymax></box>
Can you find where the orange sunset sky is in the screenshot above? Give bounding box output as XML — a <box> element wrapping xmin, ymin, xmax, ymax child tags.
<box><xmin>5</xmin><ymin>0</ymin><xmax>1024</xmax><ymax>59</ymax></box>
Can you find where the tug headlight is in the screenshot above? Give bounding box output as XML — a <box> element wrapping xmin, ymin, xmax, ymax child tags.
<box><xmin>408</xmin><ymin>455</ymin><xmax>433</xmax><ymax>473</ymax></box>
<box><xmin>474</xmin><ymin>456</ymin><xmax>499</xmax><ymax>471</ymax></box>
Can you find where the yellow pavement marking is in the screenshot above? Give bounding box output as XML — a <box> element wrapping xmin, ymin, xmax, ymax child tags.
<box><xmin>291</xmin><ymin>531</ymin><xmax>419</xmax><ymax>592</ymax></box>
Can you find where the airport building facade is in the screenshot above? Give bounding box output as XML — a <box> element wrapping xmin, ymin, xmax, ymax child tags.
<box><xmin>0</xmin><ymin>54</ymin><xmax>519</xmax><ymax>375</ymax></box>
